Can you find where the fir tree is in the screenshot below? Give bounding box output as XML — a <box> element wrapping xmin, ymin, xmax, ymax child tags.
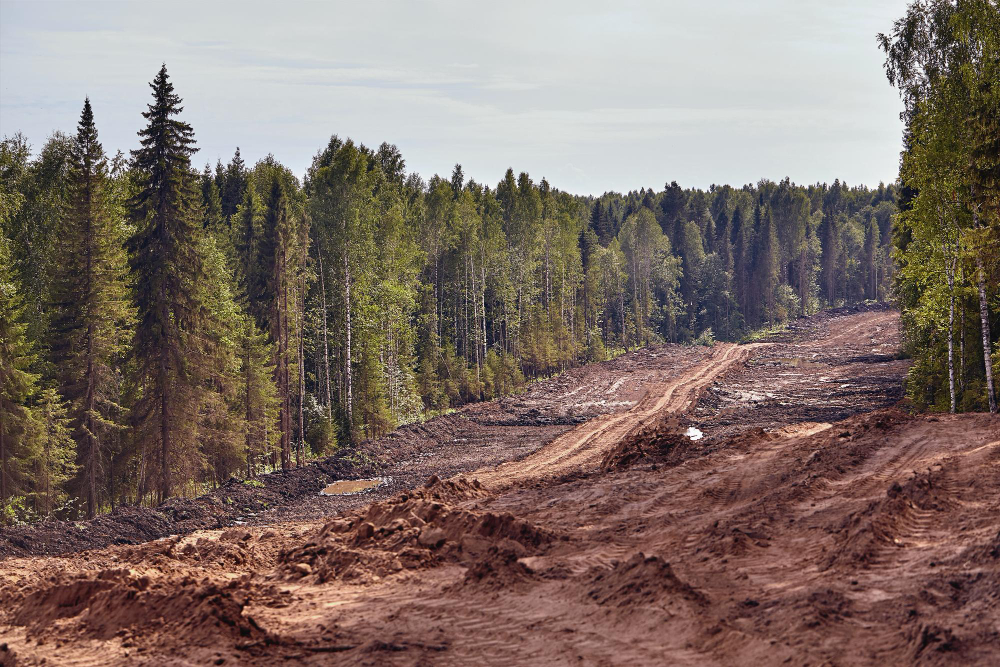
<box><xmin>126</xmin><ymin>65</ymin><xmax>204</xmax><ymax>502</ymax></box>
<box><xmin>49</xmin><ymin>99</ymin><xmax>132</xmax><ymax>517</ymax></box>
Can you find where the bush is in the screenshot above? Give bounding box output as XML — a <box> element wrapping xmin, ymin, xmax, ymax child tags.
<box><xmin>586</xmin><ymin>330</ymin><xmax>608</xmax><ymax>362</ymax></box>
<box><xmin>1</xmin><ymin>496</ymin><xmax>37</xmax><ymax>526</ymax></box>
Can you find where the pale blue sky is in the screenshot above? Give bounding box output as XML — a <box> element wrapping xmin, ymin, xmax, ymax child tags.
<box><xmin>0</xmin><ymin>0</ymin><xmax>908</xmax><ymax>194</ymax></box>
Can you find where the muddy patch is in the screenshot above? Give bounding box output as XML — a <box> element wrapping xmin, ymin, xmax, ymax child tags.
<box><xmin>320</xmin><ymin>478</ymin><xmax>384</xmax><ymax>496</ymax></box>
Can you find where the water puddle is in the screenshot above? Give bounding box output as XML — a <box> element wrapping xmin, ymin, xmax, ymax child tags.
<box><xmin>320</xmin><ymin>478</ymin><xmax>383</xmax><ymax>496</ymax></box>
<box><xmin>685</xmin><ymin>426</ymin><xmax>704</xmax><ymax>441</ymax></box>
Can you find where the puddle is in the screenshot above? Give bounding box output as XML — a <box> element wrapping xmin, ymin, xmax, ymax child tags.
<box><xmin>685</xmin><ymin>427</ymin><xmax>704</xmax><ymax>441</ymax></box>
<box><xmin>320</xmin><ymin>479</ymin><xmax>383</xmax><ymax>496</ymax></box>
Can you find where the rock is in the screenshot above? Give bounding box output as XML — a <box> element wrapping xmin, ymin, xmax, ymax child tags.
<box><xmin>418</xmin><ymin>527</ymin><xmax>447</xmax><ymax>549</ymax></box>
<box><xmin>328</xmin><ymin>519</ymin><xmax>352</xmax><ymax>533</ymax></box>
<box><xmin>293</xmin><ymin>562</ymin><xmax>312</xmax><ymax>577</ymax></box>
<box><xmin>356</xmin><ymin>522</ymin><xmax>375</xmax><ymax>540</ymax></box>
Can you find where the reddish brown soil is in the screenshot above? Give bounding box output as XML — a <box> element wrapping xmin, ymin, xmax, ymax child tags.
<box><xmin>3</xmin><ymin>307</ymin><xmax>998</xmax><ymax>666</ymax></box>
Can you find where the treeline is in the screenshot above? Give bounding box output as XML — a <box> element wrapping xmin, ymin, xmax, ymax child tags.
<box><xmin>0</xmin><ymin>65</ymin><xmax>896</xmax><ymax>522</ymax></box>
<box><xmin>880</xmin><ymin>0</ymin><xmax>999</xmax><ymax>413</ymax></box>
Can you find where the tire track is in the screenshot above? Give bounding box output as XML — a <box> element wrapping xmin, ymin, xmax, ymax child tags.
<box><xmin>467</xmin><ymin>343</ymin><xmax>765</xmax><ymax>489</ymax></box>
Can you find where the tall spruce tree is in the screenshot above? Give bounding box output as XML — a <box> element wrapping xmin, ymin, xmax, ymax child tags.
<box><xmin>127</xmin><ymin>65</ymin><xmax>205</xmax><ymax>502</ymax></box>
<box><xmin>50</xmin><ymin>99</ymin><xmax>132</xmax><ymax>517</ymax></box>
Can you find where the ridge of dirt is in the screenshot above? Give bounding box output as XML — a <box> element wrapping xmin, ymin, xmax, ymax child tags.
<box><xmin>277</xmin><ymin>476</ymin><xmax>557</xmax><ymax>584</ymax></box>
<box><xmin>601</xmin><ymin>417</ymin><xmax>691</xmax><ymax>470</ymax></box>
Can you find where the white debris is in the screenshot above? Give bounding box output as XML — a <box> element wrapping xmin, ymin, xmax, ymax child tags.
<box><xmin>685</xmin><ymin>426</ymin><xmax>704</xmax><ymax>441</ymax></box>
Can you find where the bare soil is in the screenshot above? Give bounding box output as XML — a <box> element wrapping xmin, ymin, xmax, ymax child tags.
<box><xmin>3</xmin><ymin>307</ymin><xmax>999</xmax><ymax>666</ymax></box>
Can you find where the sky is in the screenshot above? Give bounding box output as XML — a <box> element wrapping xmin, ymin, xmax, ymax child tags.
<box><xmin>0</xmin><ymin>0</ymin><xmax>909</xmax><ymax>196</ymax></box>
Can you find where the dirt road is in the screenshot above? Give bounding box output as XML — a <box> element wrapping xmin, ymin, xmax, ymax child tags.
<box><xmin>471</xmin><ymin>343</ymin><xmax>762</xmax><ymax>488</ymax></box>
<box><xmin>4</xmin><ymin>307</ymin><xmax>996</xmax><ymax>666</ymax></box>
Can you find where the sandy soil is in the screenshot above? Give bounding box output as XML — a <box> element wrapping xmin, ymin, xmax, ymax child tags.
<box><xmin>3</xmin><ymin>307</ymin><xmax>997</xmax><ymax>666</ymax></box>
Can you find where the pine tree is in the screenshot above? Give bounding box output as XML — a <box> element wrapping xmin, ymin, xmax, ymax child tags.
<box><xmin>49</xmin><ymin>99</ymin><xmax>132</xmax><ymax>517</ymax></box>
<box><xmin>732</xmin><ymin>206</ymin><xmax>752</xmax><ymax>325</ymax></box>
<box><xmin>221</xmin><ymin>147</ymin><xmax>247</xmax><ymax>223</ymax></box>
<box><xmin>127</xmin><ymin>65</ymin><xmax>205</xmax><ymax>502</ymax></box>
<box><xmin>752</xmin><ymin>205</ymin><xmax>780</xmax><ymax>323</ymax></box>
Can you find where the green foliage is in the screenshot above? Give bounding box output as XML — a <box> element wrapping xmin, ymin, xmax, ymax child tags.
<box><xmin>26</xmin><ymin>388</ymin><xmax>76</xmax><ymax>516</ymax></box>
<box><xmin>881</xmin><ymin>0</ymin><xmax>999</xmax><ymax>413</ymax></box>
<box><xmin>0</xmin><ymin>495</ymin><xmax>36</xmax><ymax>526</ymax></box>
<box><xmin>0</xmin><ymin>229</ymin><xmax>39</xmax><ymax>502</ymax></box>
<box><xmin>49</xmin><ymin>98</ymin><xmax>133</xmax><ymax>517</ymax></box>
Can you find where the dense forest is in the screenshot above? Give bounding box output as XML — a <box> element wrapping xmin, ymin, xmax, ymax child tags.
<box><xmin>879</xmin><ymin>0</ymin><xmax>999</xmax><ymax>414</ymax></box>
<box><xmin>0</xmin><ymin>65</ymin><xmax>901</xmax><ymax>522</ymax></box>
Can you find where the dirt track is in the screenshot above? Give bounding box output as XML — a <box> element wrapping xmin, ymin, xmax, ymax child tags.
<box><xmin>470</xmin><ymin>343</ymin><xmax>762</xmax><ymax>489</ymax></box>
<box><xmin>3</xmin><ymin>307</ymin><xmax>998</xmax><ymax>666</ymax></box>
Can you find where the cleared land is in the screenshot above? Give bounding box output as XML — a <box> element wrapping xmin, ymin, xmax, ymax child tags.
<box><xmin>2</xmin><ymin>306</ymin><xmax>998</xmax><ymax>666</ymax></box>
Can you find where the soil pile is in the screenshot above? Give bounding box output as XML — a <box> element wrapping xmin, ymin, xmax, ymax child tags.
<box><xmin>601</xmin><ymin>417</ymin><xmax>691</xmax><ymax>470</ymax></box>
<box><xmin>459</xmin><ymin>546</ymin><xmax>538</xmax><ymax>591</ymax></box>
<box><xmin>584</xmin><ymin>553</ymin><xmax>706</xmax><ymax>608</ymax></box>
<box><xmin>278</xmin><ymin>476</ymin><xmax>556</xmax><ymax>582</ymax></box>
<box><xmin>11</xmin><ymin>568</ymin><xmax>269</xmax><ymax>647</ymax></box>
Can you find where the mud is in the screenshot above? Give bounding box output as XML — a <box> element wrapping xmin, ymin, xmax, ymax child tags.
<box><xmin>2</xmin><ymin>308</ymin><xmax>998</xmax><ymax>665</ymax></box>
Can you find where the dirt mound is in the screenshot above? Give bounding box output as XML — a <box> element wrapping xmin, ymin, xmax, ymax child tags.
<box><xmin>824</xmin><ymin>470</ymin><xmax>955</xmax><ymax>570</ymax></box>
<box><xmin>601</xmin><ymin>417</ymin><xmax>691</xmax><ymax>471</ymax></box>
<box><xmin>584</xmin><ymin>553</ymin><xmax>706</xmax><ymax>608</ymax></box>
<box><xmin>459</xmin><ymin>546</ymin><xmax>538</xmax><ymax>591</ymax></box>
<box><xmin>279</xmin><ymin>477</ymin><xmax>555</xmax><ymax>582</ymax></box>
<box><xmin>12</xmin><ymin>568</ymin><xmax>268</xmax><ymax>647</ymax></box>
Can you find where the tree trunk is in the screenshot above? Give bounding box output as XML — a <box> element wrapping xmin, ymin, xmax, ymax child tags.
<box><xmin>972</xmin><ymin>197</ymin><xmax>997</xmax><ymax>413</ymax></box>
<box><xmin>960</xmin><ymin>304</ymin><xmax>966</xmax><ymax>391</ymax></box>
<box><xmin>975</xmin><ymin>254</ymin><xmax>997</xmax><ymax>413</ymax></box>
<box><xmin>245</xmin><ymin>332</ymin><xmax>252</xmax><ymax>478</ymax></box>
<box><xmin>278</xmin><ymin>243</ymin><xmax>291</xmax><ymax>472</ymax></box>
<box><xmin>344</xmin><ymin>248</ymin><xmax>353</xmax><ymax>438</ymax></box>
<box><xmin>319</xmin><ymin>253</ymin><xmax>332</xmax><ymax>419</ymax></box>
<box><xmin>0</xmin><ymin>406</ymin><xmax>7</xmax><ymax>501</ymax></box>
<box><xmin>159</xmin><ymin>346</ymin><xmax>170</xmax><ymax>503</ymax></box>
<box><xmin>945</xmin><ymin>237</ymin><xmax>956</xmax><ymax>414</ymax></box>
<box><xmin>86</xmin><ymin>325</ymin><xmax>98</xmax><ymax>517</ymax></box>
<box><xmin>297</xmin><ymin>279</ymin><xmax>305</xmax><ymax>467</ymax></box>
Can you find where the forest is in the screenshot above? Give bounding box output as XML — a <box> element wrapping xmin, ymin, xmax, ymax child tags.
<box><xmin>0</xmin><ymin>63</ymin><xmax>906</xmax><ymax>522</ymax></box>
<box><xmin>879</xmin><ymin>0</ymin><xmax>1000</xmax><ymax>415</ymax></box>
